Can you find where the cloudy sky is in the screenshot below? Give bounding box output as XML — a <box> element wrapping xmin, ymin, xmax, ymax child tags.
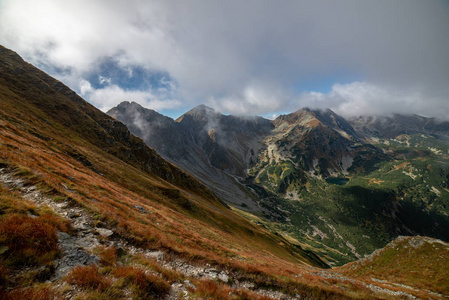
<box><xmin>1</xmin><ymin>0</ymin><xmax>448</xmax><ymax>119</ymax></box>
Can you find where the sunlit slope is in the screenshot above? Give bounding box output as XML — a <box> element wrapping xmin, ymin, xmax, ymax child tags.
<box><xmin>0</xmin><ymin>44</ymin><xmax>326</xmax><ymax>270</ymax></box>
<box><xmin>337</xmin><ymin>236</ymin><xmax>449</xmax><ymax>296</ymax></box>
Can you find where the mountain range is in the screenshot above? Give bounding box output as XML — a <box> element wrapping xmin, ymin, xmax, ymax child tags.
<box><xmin>1</xmin><ymin>44</ymin><xmax>449</xmax><ymax>299</ymax></box>
<box><xmin>109</xmin><ymin>101</ymin><xmax>449</xmax><ymax>266</ymax></box>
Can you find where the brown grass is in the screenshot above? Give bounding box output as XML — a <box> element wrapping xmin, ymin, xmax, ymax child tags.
<box><xmin>337</xmin><ymin>236</ymin><xmax>449</xmax><ymax>296</ymax></box>
<box><xmin>193</xmin><ymin>279</ymin><xmax>232</xmax><ymax>299</ymax></box>
<box><xmin>66</xmin><ymin>265</ymin><xmax>110</xmax><ymax>291</ymax></box>
<box><xmin>112</xmin><ymin>266</ymin><xmax>170</xmax><ymax>298</ymax></box>
<box><xmin>39</xmin><ymin>213</ymin><xmax>71</xmax><ymax>233</ymax></box>
<box><xmin>95</xmin><ymin>246</ymin><xmax>118</xmax><ymax>267</ymax></box>
<box><xmin>0</xmin><ymin>184</ymin><xmax>38</xmax><ymax>215</ymax></box>
<box><xmin>134</xmin><ymin>254</ymin><xmax>184</xmax><ymax>282</ymax></box>
<box><xmin>2</xmin><ymin>286</ymin><xmax>55</xmax><ymax>300</ymax></box>
<box><xmin>193</xmin><ymin>279</ymin><xmax>278</xmax><ymax>300</ymax></box>
<box><xmin>0</xmin><ymin>264</ymin><xmax>10</xmax><ymax>288</ymax></box>
<box><xmin>0</xmin><ymin>214</ymin><xmax>59</xmax><ymax>266</ymax></box>
<box><xmin>0</xmin><ymin>52</ymin><xmax>379</xmax><ymax>299</ymax></box>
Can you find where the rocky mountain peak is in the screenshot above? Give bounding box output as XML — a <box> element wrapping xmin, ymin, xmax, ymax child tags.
<box><xmin>176</xmin><ymin>104</ymin><xmax>219</xmax><ymax>124</ymax></box>
<box><xmin>274</xmin><ymin>107</ymin><xmax>334</xmax><ymax>125</ymax></box>
<box><xmin>3</xmin><ymin>43</ymin><xmax>449</xmax><ymax>299</ymax></box>
<box><xmin>273</xmin><ymin>108</ymin><xmax>318</xmax><ymax>129</ymax></box>
<box><xmin>188</xmin><ymin>104</ymin><xmax>216</xmax><ymax>114</ymax></box>
<box><xmin>109</xmin><ymin>101</ymin><xmax>162</xmax><ymax>118</ymax></box>
<box><xmin>273</xmin><ymin>107</ymin><xmax>360</xmax><ymax>142</ymax></box>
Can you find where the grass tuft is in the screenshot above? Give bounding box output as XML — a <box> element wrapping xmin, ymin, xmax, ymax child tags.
<box><xmin>193</xmin><ymin>279</ymin><xmax>274</xmax><ymax>300</ymax></box>
<box><xmin>95</xmin><ymin>245</ymin><xmax>118</xmax><ymax>267</ymax></box>
<box><xmin>66</xmin><ymin>265</ymin><xmax>110</xmax><ymax>291</ymax></box>
<box><xmin>0</xmin><ymin>214</ymin><xmax>60</xmax><ymax>267</ymax></box>
<box><xmin>2</xmin><ymin>285</ymin><xmax>55</xmax><ymax>300</ymax></box>
<box><xmin>112</xmin><ymin>266</ymin><xmax>170</xmax><ymax>298</ymax></box>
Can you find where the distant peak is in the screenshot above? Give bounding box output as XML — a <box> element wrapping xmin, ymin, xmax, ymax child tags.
<box><xmin>274</xmin><ymin>107</ymin><xmax>358</xmax><ymax>137</ymax></box>
<box><xmin>288</xmin><ymin>107</ymin><xmax>318</xmax><ymax>118</ymax></box>
<box><xmin>184</xmin><ymin>104</ymin><xmax>220</xmax><ymax>117</ymax></box>
<box><xmin>297</xmin><ymin>107</ymin><xmax>335</xmax><ymax>115</ymax></box>
<box><xmin>108</xmin><ymin>101</ymin><xmax>163</xmax><ymax>118</ymax></box>
<box><xmin>116</xmin><ymin>101</ymin><xmax>142</xmax><ymax>108</ymax></box>
<box><xmin>176</xmin><ymin>104</ymin><xmax>220</xmax><ymax>123</ymax></box>
<box><xmin>188</xmin><ymin>104</ymin><xmax>216</xmax><ymax>114</ymax></box>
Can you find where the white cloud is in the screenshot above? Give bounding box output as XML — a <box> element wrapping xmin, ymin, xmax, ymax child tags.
<box><xmin>79</xmin><ymin>79</ymin><xmax>180</xmax><ymax>112</ymax></box>
<box><xmin>0</xmin><ymin>0</ymin><xmax>448</xmax><ymax>117</ymax></box>
<box><xmin>99</xmin><ymin>76</ymin><xmax>111</xmax><ymax>85</ymax></box>
<box><xmin>209</xmin><ymin>82</ymin><xmax>290</xmax><ymax>115</ymax></box>
<box><xmin>295</xmin><ymin>82</ymin><xmax>449</xmax><ymax>120</ymax></box>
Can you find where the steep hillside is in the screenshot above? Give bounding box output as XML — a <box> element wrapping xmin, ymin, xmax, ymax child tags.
<box><xmin>1</xmin><ymin>45</ymin><xmax>366</xmax><ymax>299</ymax></box>
<box><xmin>176</xmin><ymin>104</ymin><xmax>273</xmax><ymax>177</ymax></box>
<box><xmin>109</xmin><ymin>101</ymin><xmax>271</xmax><ymax>211</ymax></box>
<box><xmin>108</xmin><ymin>101</ymin><xmax>185</xmax><ymax>159</ymax></box>
<box><xmin>110</xmin><ymin>103</ymin><xmax>401</xmax><ymax>264</ymax></box>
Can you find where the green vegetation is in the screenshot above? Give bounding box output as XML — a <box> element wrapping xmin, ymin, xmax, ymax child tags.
<box><xmin>325</xmin><ymin>177</ymin><xmax>349</xmax><ymax>185</ymax></box>
<box><xmin>339</xmin><ymin>236</ymin><xmax>449</xmax><ymax>296</ymax></box>
<box><xmin>247</xmin><ymin>131</ymin><xmax>449</xmax><ymax>266</ymax></box>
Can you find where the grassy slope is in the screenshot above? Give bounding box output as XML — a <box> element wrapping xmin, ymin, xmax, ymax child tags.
<box><xmin>1</xmin><ymin>45</ymin><xmax>375</xmax><ymax>298</ymax></box>
<box><xmin>0</xmin><ymin>45</ymin><xmax>327</xmax><ymax>266</ymax></box>
<box><xmin>337</xmin><ymin>236</ymin><xmax>449</xmax><ymax>296</ymax></box>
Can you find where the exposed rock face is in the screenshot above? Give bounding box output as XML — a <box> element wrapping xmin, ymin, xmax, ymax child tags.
<box><xmin>109</xmin><ymin>102</ymin><xmax>274</xmax><ymax>210</ymax></box>
<box><xmin>108</xmin><ymin>103</ymin><xmax>386</xmax><ymax>207</ymax></box>
<box><xmin>109</xmin><ymin>102</ymin><xmax>273</xmax><ymax>177</ymax></box>
<box><xmin>109</xmin><ymin>101</ymin><xmax>185</xmax><ymax>158</ymax></box>
<box><xmin>176</xmin><ymin>104</ymin><xmax>274</xmax><ymax>176</ymax></box>
<box><xmin>259</xmin><ymin>108</ymin><xmax>384</xmax><ymax>180</ymax></box>
<box><xmin>55</xmin><ymin>232</ymin><xmax>99</xmax><ymax>278</ymax></box>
